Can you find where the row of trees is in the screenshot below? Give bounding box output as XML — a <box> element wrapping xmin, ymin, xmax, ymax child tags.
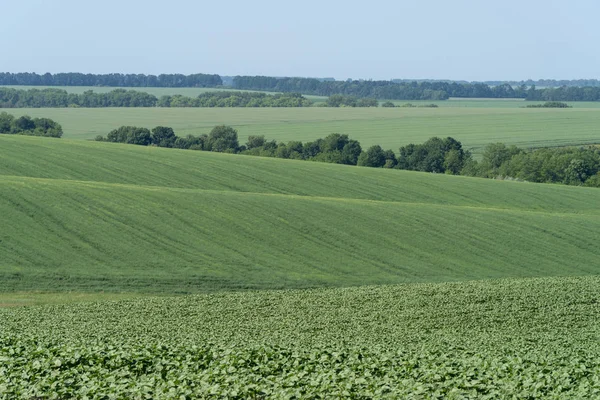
<box><xmin>394</xmin><ymin>137</ymin><xmax>599</xmax><ymax>186</ymax></box>
<box><xmin>95</xmin><ymin>124</ymin><xmax>600</xmax><ymax>187</ymax></box>
<box><xmin>0</xmin><ymin>88</ymin><xmax>318</xmax><ymax>108</ymax></box>
<box><xmin>525</xmin><ymin>102</ymin><xmax>571</xmax><ymax>108</ymax></box>
<box><xmin>3</xmin><ymin>72</ymin><xmax>600</xmax><ymax>101</ymax></box>
<box><xmin>0</xmin><ymin>88</ymin><xmax>434</xmax><ymax>108</ymax></box>
<box><xmin>484</xmin><ymin>79</ymin><xmax>600</xmax><ymax>88</ymax></box>
<box><xmin>0</xmin><ymin>88</ymin><xmax>157</xmax><ymax>108</ymax></box>
<box><xmin>0</xmin><ymin>112</ymin><xmax>63</xmax><ymax>137</ymax></box>
<box><xmin>157</xmin><ymin>92</ymin><xmax>313</xmax><ymax>107</ymax></box>
<box><xmin>525</xmin><ymin>86</ymin><xmax>600</xmax><ymax>101</ymax></box>
<box><xmin>233</xmin><ymin>77</ymin><xmax>600</xmax><ymax>101</ymax></box>
<box><xmin>0</xmin><ymin>72</ymin><xmax>222</xmax><ymax>88</ymax></box>
<box><xmin>461</xmin><ymin>144</ymin><xmax>600</xmax><ymax>187</ymax></box>
<box><xmin>94</xmin><ymin>125</ymin><xmax>397</xmax><ymax>167</ymax></box>
<box><xmin>96</xmin><ymin>125</ymin><xmax>242</xmax><ymax>152</ymax></box>
<box><xmin>323</xmin><ymin>95</ymin><xmax>378</xmax><ymax>107</ymax></box>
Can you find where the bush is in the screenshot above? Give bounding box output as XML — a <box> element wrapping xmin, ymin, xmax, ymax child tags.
<box><xmin>0</xmin><ymin>112</ymin><xmax>63</xmax><ymax>138</ymax></box>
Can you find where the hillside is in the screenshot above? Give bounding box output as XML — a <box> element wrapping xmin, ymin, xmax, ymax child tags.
<box><xmin>1</xmin><ymin>135</ymin><xmax>599</xmax><ymax>293</ymax></box>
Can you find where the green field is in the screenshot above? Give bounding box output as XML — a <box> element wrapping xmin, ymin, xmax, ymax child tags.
<box><xmin>8</xmin><ymin>106</ymin><xmax>600</xmax><ymax>155</ymax></box>
<box><xmin>2</xmin><ymin>133</ymin><xmax>600</xmax><ymax>397</ymax></box>
<box><xmin>2</xmin><ymin>276</ymin><xmax>600</xmax><ymax>397</ymax></box>
<box><xmin>1</xmin><ymin>135</ymin><xmax>599</xmax><ymax>294</ymax></box>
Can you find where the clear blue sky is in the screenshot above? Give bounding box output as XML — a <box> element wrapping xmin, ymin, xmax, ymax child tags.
<box><xmin>2</xmin><ymin>0</ymin><xmax>599</xmax><ymax>81</ymax></box>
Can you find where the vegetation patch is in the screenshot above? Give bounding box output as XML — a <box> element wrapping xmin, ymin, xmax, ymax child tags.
<box><xmin>0</xmin><ymin>112</ymin><xmax>62</xmax><ymax>137</ymax></box>
<box><xmin>1</xmin><ymin>277</ymin><xmax>600</xmax><ymax>397</ymax></box>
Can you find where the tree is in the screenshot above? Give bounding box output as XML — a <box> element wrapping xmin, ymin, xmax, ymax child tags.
<box><xmin>383</xmin><ymin>149</ymin><xmax>397</xmax><ymax>168</ymax></box>
<box><xmin>106</xmin><ymin>126</ymin><xmax>151</xmax><ymax>145</ymax></box>
<box><xmin>12</xmin><ymin>115</ymin><xmax>36</xmax><ymax>132</ymax></box>
<box><xmin>357</xmin><ymin>145</ymin><xmax>386</xmax><ymax>167</ymax></box>
<box><xmin>151</xmin><ymin>126</ymin><xmax>176</xmax><ymax>147</ymax></box>
<box><xmin>0</xmin><ymin>112</ymin><xmax>14</xmax><ymax>133</ymax></box>
<box><xmin>206</xmin><ymin>125</ymin><xmax>239</xmax><ymax>152</ymax></box>
<box><xmin>479</xmin><ymin>143</ymin><xmax>522</xmax><ymax>177</ymax></box>
<box><xmin>341</xmin><ymin>140</ymin><xmax>363</xmax><ymax>165</ymax></box>
<box><xmin>246</xmin><ymin>135</ymin><xmax>266</xmax><ymax>149</ymax></box>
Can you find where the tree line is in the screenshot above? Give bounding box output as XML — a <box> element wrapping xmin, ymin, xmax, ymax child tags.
<box><xmin>0</xmin><ymin>88</ymin><xmax>404</xmax><ymax>108</ymax></box>
<box><xmin>0</xmin><ymin>112</ymin><xmax>63</xmax><ymax>137</ymax></box>
<box><xmin>4</xmin><ymin>72</ymin><xmax>600</xmax><ymax>101</ymax></box>
<box><xmin>233</xmin><ymin>77</ymin><xmax>600</xmax><ymax>101</ymax></box>
<box><xmin>157</xmin><ymin>92</ymin><xmax>313</xmax><ymax>107</ymax></box>
<box><xmin>0</xmin><ymin>72</ymin><xmax>222</xmax><ymax>88</ymax></box>
<box><xmin>0</xmin><ymin>88</ymin><xmax>156</xmax><ymax>108</ymax></box>
<box><xmin>0</xmin><ymin>88</ymin><xmax>315</xmax><ymax>108</ymax></box>
<box><xmin>525</xmin><ymin>86</ymin><xmax>600</xmax><ymax>101</ymax></box>
<box><xmin>95</xmin><ymin>124</ymin><xmax>600</xmax><ymax>188</ymax></box>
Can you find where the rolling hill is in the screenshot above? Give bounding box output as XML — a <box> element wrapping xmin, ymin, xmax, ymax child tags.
<box><xmin>1</xmin><ymin>135</ymin><xmax>599</xmax><ymax>293</ymax></box>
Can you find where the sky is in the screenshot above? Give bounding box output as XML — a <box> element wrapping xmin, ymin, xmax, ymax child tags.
<box><xmin>2</xmin><ymin>0</ymin><xmax>599</xmax><ymax>81</ymax></box>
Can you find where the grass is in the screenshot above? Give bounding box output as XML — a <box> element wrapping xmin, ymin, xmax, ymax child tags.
<box><xmin>7</xmin><ymin>106</ymin><xmax>600</xmax><ymax>155</ymax></box>
<box><xmin>1</xmin><ymin>135</ymin><xmax>599</xmax><ymax>294</ymax></box>
<box><xmin>1</xmin><ymin>276</ymin><xmax>599</xmax><ymax>397</ymax></box>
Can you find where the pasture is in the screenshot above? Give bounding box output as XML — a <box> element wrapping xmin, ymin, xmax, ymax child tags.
<box><xmin>9</xmin><ymin>106</ymin><xmax>600</xmax><ymax>155</ymax></box>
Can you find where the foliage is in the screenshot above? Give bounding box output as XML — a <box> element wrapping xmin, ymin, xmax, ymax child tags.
<box><xmin>0</xmin><ymin>72</ymin><xmax>222</xmax><ymax>87</ymax></box>
<box><xmin>525</xmin><ymin>101</ymin><xmax>572</xmax><ymax>108</ymax></box>
<box><xmin>158</xmin><ymin>91</ymin><xmax>313</xmax><ymax>107</ymax></box>
<box><xmin>526</xmin><ymin>86</ymin><xmax>600</xmax><ymax>101</ymax></box>
<box><xmin>464</xmin><ymin>144</ymin><xmax>600</xmax><ymax>186</ymax></box>
<box><xmin>397</xmin><ymin>137</ymin><xmax>470</xmax><ymax>174</ymax></box>
<box><xmin>105</xmin><ymin>126</ymin><xmax>152</xmax><ymax>145</ymax></box>
<box><xmin>206</xmin><ymin>125</ymin><xmax>239</xmax><ymax>152</ymax></box>
<box><xmin>1</xmin><ymin>277</ymin><xmax>600</xmax><ymax>397</ymax></box>
<box><xmin>0</xmin><ymin>112</ymin><xmax>62</xmax><ymax>137</ymax></box>
<box><xmin>0</xmin><ymin>88</ymin><xmax>312</xmax><ymax>108</ymax></box>
<box><xmin>357</xmin><ymin>145</ymin><xmax>386</xmax><ymax>167</ymax></box>
<box><xmin>0</xmin><ymin>88</ymin><xmax>157</xmax><ymax>108</ymax></box>
<box><xmin>325</xmin><ymin>94</ymin><xmax>379</xmax><ymax>107</ymax></box>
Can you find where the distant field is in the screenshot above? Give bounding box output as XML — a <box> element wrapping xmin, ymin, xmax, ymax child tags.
<box><xmin>7</xmin><ymin>106</ymin><xmax>600</xmax><ymax>154</ymax></box>
<box><xmin>1</xmin><ymin>136</ymin><xmax>599</xmax><ymax>294</ymax></box>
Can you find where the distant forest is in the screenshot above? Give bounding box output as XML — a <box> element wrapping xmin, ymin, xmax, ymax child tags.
<box><xmin>0</xmin><ymin>88</ymin><xmax>313</xmax><ymax>108</ymax></box>
<box><xmin>231</xmin><ymin>77</ymin><xmax>600</xmax><ymax>101</ymax></box>
<box><xmin>0</xmin><ymin>72</ymin><xmax>222</xmax><ymax>88</ymax></box>
<box><xmin>3</xmin><ymin>72</ymin><xmax>600</xmax><ymax>101</ymax></box>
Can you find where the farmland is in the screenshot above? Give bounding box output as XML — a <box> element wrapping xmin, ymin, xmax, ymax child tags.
<box><xmin>2</xmin><ymin>276</ymin><xmax>600</xmax><ymax>397</ymax></box>
<box><xmin>8</xmin><ymin>105</ymin><xmax>600</xmax><ymax>155</ymax></box>
<box><xmin>1</xmin><ymin>135</ymin><xmax>600</xmax><ymax>295</ymax></box>
<box><xmin>2</xmin><ymin>105</ymin><xmax>600</xmax><ymax>397</ymax></box>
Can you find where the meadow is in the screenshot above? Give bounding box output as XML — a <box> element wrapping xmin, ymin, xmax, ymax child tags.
<box><xmin>9</xmin><ymin>106</ymin><xmax>600</xmax><ymax>155</ymax></box>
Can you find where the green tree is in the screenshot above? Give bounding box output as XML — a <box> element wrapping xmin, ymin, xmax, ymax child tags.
<box><xmin>246</xmin><ymin>135</ymin><xmax>266</xmax><ymax>149</ymax></box>
<box><xmin>0</xmin><ymin>112</ymin><xmax>14</xmax><ymax>133</ymax></box>
<box><xmin>206</xmin><ymin>125</ymin><xmax>239</xmax><ymax>152</ymax></box>
<box><xmin>357</xmin><ymin>145</ymin><xmax>386</xmax><ymax>167</ymax></box>
<box><xmin>151</xmin><ymin>126</ymin><xmax>177</xmax><ymax>147</ymax></box>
